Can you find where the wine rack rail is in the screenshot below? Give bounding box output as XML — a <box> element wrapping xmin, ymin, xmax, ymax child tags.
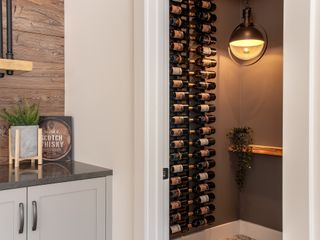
<box><xmin>169</xmin><ymin>0</ymin><xmax>217</xmax><ymax>238</ymax></box>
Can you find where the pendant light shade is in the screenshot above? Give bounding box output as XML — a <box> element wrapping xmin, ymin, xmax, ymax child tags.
<box><xmin>228</xmin><ymin>7</ymin><xmax>267</xmax><ymax>65</ymax></box>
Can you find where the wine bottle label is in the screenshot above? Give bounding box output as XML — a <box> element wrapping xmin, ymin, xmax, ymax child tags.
<box><xmin>172</xmin><ymin>80</ymin><xmax>184</xmax><ymax>88</ymax></box>
<box><xmin>172</xmin><ymin>212</ymin><xmax>182</xmax><ymax>222</ymax></box>
<box><xmin>171</xmin><ymin>5</ymin><xmax>182</xmax><ymax>14</ymax></box>
<box><xmin>199</xmin><ymin>172</ymin><xmax>209</xmax><ymax>180</ymax></box>
<box><xmin>176</xmin><ymin>152</ymin><xmax>183</xmax><ymax>160</ymax></box>
<box><xmin>172</xmin><ymin>67</ymin><xmax>183</xmax><ymax>75</ymax></box>
<box><xmin>200</xmin><ymin>206</ymin><xmax>210</xmax><ymax>215</ymax></box>
<box><xmin>173</xmin><ymin>30</ymin><xmax>185</xmax><ymax>39</ymax></box>
<box><xmin>199</xmin><ymin>138</ymin><xmax>209</xmax><ymax>146</ymax></box>
<box><xmin>173</xmin><ymin>164</ymin><xmax>184</xmax><ymax>173</ymax></box>
<box><xmin>200</xmin><ymin>195</ymin><xmax>210</xmax><ymax>203</ymax></box>
<box><xmin>172</xmin><ymin>140</ymin><xmax>185</xmax><ymax>148</ymax></box>
<box><xmin>172</xmin><ymin>42</ymin><xmax>184</xmax><ymax>51</ymax></box>
<box><xmin>175</xmin><ymin>92</ymin><xmax>186</xmax><ymax>100</ymax></box>
<box><xmin>200</xmin><ymin>149</ymin><xmax>210</xmax><ymax>157</ymax></box>
<box><xmin>170</xmin><ymin>224</ymin><xmax>182</xmax><ymax>234</ymax></box>
<box><xmin>171</xmin><ymin>189</ymin><xmax>182</xmax><ymax>198</ymax></box>
<box><xmin>199</xmin><ymin>93</ymin><xmax>211</xmax><ymax>101</ymax></box>
<box><xmin>201</xmin><ymin>24</ymin><xmax>211</xmax><ymax>33</ymax></box>
<box><xmin>174</xmin><ymin>18</ymin><xmax>182</xmax><ymax>27</ymax></box>
<box><xmin>199</xmin><ymin>183</ymin><xmax>209</xmax><ymax>191</ymax></box>
<box><xmin>202</xmin><ymin>47</ymin><xmax>212</xmax><ymax>55</ymax></box>
<box><xmin>173</xmin><ymin>104</ymin><xmax>185</xmax><ymax>112</ymax></box>
<box><xmin>172</xmin><ymin>0</ymin><xmax>183</xmax><ymax>2</ymax></box>
<box><xmin>200</xmin><ymin>105</ymin><xmax>210</xmax><ymax>112</ymax></box>
<box><xmin>203</xmin><ymin>59</ymin><xmax>214</xmax><ymax>67</ymax></box>
<box><xmin>172</xmin><ymin>128</ymin><xmax>184</xmax><ymax>136</ymax></box>
<box><xmin>201</xmin><ymin>127</ymin><xmax>212</xmax><ymax>135</ymax></box>
<box><xmin>171</xmin><ymin>201</ymin><xmax>182</xmax><ymax>209</ymax></box>
<box><xmin>201</xmin><ymin>1</ymin><xmax>211</xmax><ymax>9</ymax></box>
<box><xmin>172</xmin><ymin>116</ymin><xmax>187</xmax><ymax>124</ymax></box>
<box><xmin>171</xmin><ymin>177</ymin><xmax>182</xmax><ymax>185</ymax></box>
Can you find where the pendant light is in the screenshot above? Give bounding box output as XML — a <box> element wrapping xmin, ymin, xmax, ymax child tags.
<box><xmin>228</xmin><ymin>2</ymin><xmax>267</xmax><ymax>65</ymax></box>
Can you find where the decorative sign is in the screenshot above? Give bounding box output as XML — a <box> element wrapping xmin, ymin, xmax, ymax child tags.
<box><xmin>39</xmin><ymin>116</ymin><xmax>73</xmax><ymax>161</ymax></box>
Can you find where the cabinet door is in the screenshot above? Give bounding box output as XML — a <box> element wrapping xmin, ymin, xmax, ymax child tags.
<box><xmin>0</xmin><ymin>188</ymin><xmax>27</xmax><ymax>240</ymax></box>
<box><xmin>28</xmin><ymin>178</ymin><xmax>106</xmax><ymax>240</ymax></box>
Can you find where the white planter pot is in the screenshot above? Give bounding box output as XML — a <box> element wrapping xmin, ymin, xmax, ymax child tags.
<box><xmin>10</xmin><ymin>125</ymin><xmax>39</xmax><ymax>158</ymax></box>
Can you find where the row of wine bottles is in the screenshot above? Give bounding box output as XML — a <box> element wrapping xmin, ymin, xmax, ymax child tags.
<box><xmin>171</xmin><ymin>160</ymin><xmax>216</xmax><ymax>173</ymax></box>
<box><xmin>170</xmin><ymin>204</ymin><xmax>215</xmax><ymax>223</ymax></box>
<box><xmin>170</xmin><ymin>182</ymin><xmax>215</xmax><ymax>197</ymax></box>
<box><xmin>170</xmin><ymin>148</ymin><xmax>216</xmax><ymax>160</ymax></box>
<box><xmin>170</xmin><ymin>171</ymin><xmax>215</xmax><ymax>185</ymax></box>
<box><xmin>170</xmin><ymin>215</ymin><xmax>215</xmax><ymax>234</ymax></box>
<box><xmin>171</xmin><ymin>115</ymin><xmax>215</xmax><ymax>125</ymax></box>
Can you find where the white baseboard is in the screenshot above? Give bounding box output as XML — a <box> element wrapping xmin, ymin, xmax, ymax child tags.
<box><xmin>174</xmin><ymin>220</ymin><xmax>282</xmax><ymax>240</ymax></box>
<box><xmin>176</xmin><ymin>221</ymin><xmax>239</xmax><ymax>240</ymax></box>
<box><xmin>239</xmin><ymin>220</ymin><xmax>282</xmax><ymax>240</ymax></box>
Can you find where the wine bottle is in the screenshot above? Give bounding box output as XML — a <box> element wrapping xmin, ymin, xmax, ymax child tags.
<box><xmin>192</xmin><ymin>215</ymin><xmax>215</xmax><ymax>227</ymax></box>
<box><xmin>171</xmin><ymin>140</ymin><xmax>188</xmax><ymax>149</ymax></box>
<box><xmin>194</xmin><ymin>82</ymin><xmax>216</xmax><ymax>90</ymax></box>
<box><xmin>192</xmin><ymin>138</ymin><xmax>216</xmax><ymax>147</ymax></box>
<box><xmin>196</xmin><ymin>11</ymin><xmax>217</xmax><ymax>22</ymax></box>
<box><xmin>193</xmin><ymin>58</ymin><xmax>217</xmax><ymax>68</ymax></box>
<box><xmin>194</xmin><ymin>171</ymin><xmax>215</xmax><ymax>181</ymax></box>
<box><xmin>194</xmin><ymin>204</ymin><xmax>215</xmax><ymax>216</ymax></box>
<box><xmin>171</xmin><ymin>164</ymin><xmax>189</xmax><ymax>173</ymax></box>
<box><xmin>194</xmin><ymin>46</ymin><xmax>217</xmax><ymax>56</ymax></box>
<box><xmin>170</xmin><ymin>212</ymin><xmax>187</xmax><ymax>223</ymax></box>
<box><xmin>194</xmin><ymin>149</ymin><xmax>216</xmax><ymax>158</ymax></box>
<box><xmin>171</xmin><ymin>116</ymin><xmax>189</xmax><ymax>125</ymax></box>
<box><xmin>194</xmin><ymin>193</ymin><xmax>215</xmax><ymax>204</ymax></box>
<box><xmin>195</xmin><ymin>93</ymin><xmax>216</xmax><ymax>101</ymax></box>
<box><xmin>170</xmin><ymin>187</ymin><xmax>189</xmax><ymax>198</ymax></box>
<box><xmin>171</xmin><ymin>128</ymin><xmax>189</xmax><ymax>137</ymax></box>
<box><xmin>196</xmin><ymin>160</ymin><xmax>216</xmax><ymax>170</ymax></box>
<box><xmin>171</xmin><ymin>42</ymin><xmax>186</xmax><ymax>52</ymax></box>
<box><xmin>172</xmin><ymin>80</ymin><xmax>188</xmax><ymax>89</ymax></box>
<box><xmin>170</xmin><ymin>16</ymin><xmax>187</xmax><ymax>27</ymax></box>
<box><xmin>193</xmin><ymin>127</ymin><xmax>216</xmax><ymax>136</ymax></box>
<box><xmin>170</xmin><ymin>67</ymin><xmax>189</xmax><ymax>76</ymax></box>
<box><xmin>170</xmin><ymin>223</ymin><xmax>188</xmax><ymax>234</ymax></box>
<box><xmin>170</xmin><ymin>4</ymin><xmax>187</xmax><ymax>15</ymax></box>
<box><xmin>195</xmin><ymin>0</ymin><xmax>216</xmax><ymax>11</ymax></box>
<box><xmin>171</xmin><ymin>104</ymin><xmax>188</xmax><ymax>113</ymax></box>
<box><xmin>192</xmin><ymin>70</ymin><xmax>216</xmax><ymax>80</ymax></box>
<box><xmin>170</xmin><ymin>152</ymin><xmax>189</xmax><ymax>161</ymax></box>
<box><xmin>191</xmin><ymin>34</ymin><xmax>217</xmax><ymax>45</ymax></box>
<box><xmin>171</xmin><ymin>91</ymin><xmax>189</xmax><ymax>100</ymax></box>
<box><xmin>193</xmin><ymin>182</ymin><xmax>215</xmax><ymax>193</ymax></box>
<box><xmin>195</xmin><ymin>22</ymin><xmax>217</xmax><ymax>34</ymax></box>
<box><xmin>191</xmin><ymin>115</ymin><xmax>216</xmax><ymax>124</ymax></box>
<box><xmin>170</xmin><ymin>54</ymin><xmax>187</xmax><ymax>64</ymax></box>
<box><xmin>170</xmin><ymin>29</ymin><xmax>186</xmax><ymax>39</ymax></box>
<box><xmin>191</xmin><ymin>104</ymin><xmax>216</xmax><ymax>113</ymax></box>
<box><xmin>170</xmin><ymin>176</ymin><xmax>188</xmax><ymax>185</ymax></box>
<box><xmin>171</xmin><ymin>199</ymin><xmax>193</xmax><ymax>210</ymax></box>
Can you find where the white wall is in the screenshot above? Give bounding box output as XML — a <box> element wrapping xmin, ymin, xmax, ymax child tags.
<box><xmin>65</xmin><ymin>1</ymin><xmax>134</xmax><ymax>240</ymax></box>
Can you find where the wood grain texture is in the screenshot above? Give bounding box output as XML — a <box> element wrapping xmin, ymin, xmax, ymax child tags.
<box><xmin>0</xmin><ymin>0</ymin><xmax>64</xmax><ymax>164</ymax></box>
<box><xmin>229</xmin><ymin>145</ymin><xmax>283</xmax><ymax>157</ymax></box>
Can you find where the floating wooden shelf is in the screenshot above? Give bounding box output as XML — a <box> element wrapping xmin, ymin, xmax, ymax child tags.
<box><xmin>0</xmin><ymin>58</ymin><xmax>33</xmax><ymax>72</ymax></box>
<box><xmin>229</xmin><ymin>144</ymin><xmax>283</xmax><ymax>157</ymax></box>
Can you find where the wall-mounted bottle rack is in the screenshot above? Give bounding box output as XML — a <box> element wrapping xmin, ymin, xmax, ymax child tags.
<box><xmin>169</xmin><ymin>0</ymin><xmax>217</xmax><ymax>238</ymax></box>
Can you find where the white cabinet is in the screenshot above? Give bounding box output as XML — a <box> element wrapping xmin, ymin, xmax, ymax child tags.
<box><xmin>0</xmin><ymin>177</ymin><xmax>107</xmax><ymax>240</ymax></box>
<box><xmin>0</xmin><ymin>188</ymin><xmax>26</xmax><ymax>240</ymax></box>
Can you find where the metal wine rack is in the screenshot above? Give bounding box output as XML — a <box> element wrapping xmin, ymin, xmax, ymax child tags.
<box><xmin>169</xmin><ymin>0</ymin><xmax>217</xmax><ymax>238</ymax></box>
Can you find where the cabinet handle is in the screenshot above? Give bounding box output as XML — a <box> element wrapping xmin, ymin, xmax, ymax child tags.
<box><xmin>18</xmin><ymin>203</ymin><xmax>24</xmax><ymax>234</ymax></box>
<box><xmin>32</xmin><ymin>201</ymin><xmax>37</xmax><ymax>231</ymax></box>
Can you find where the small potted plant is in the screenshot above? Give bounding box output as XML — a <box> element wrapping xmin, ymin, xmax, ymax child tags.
<box><xmin>0</xmin><ymin>100</ymin><xmax>41</xmax><ymax>166</ymax></box>
<box><xmin>227</xmin><ymin>127</ymin><xmax>253</xmax><ymax>190</ymax></box>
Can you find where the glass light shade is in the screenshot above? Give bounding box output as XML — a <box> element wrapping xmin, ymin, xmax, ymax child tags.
<box><xmin>229</xmin><ymin>39</ymin><xmax>265</xmax><ymax>61</ymax></box>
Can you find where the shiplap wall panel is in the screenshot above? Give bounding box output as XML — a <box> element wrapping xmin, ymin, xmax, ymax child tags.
<box><xmin>0</xmin><ymin>0</ymin><xmax>64</xmax><ymax>164</ymax></box>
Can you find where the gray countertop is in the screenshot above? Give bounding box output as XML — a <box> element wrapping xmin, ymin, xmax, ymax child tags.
<box><xmin>0</xmin><ymin>161</ymin><xmax>112</xmax><ymax>191</ymax></box>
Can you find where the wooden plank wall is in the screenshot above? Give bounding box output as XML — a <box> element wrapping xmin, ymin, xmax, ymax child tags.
<box><xmin>0</xmin><ymin>0</ymin><xmax>64</xmax><ymax>164</ymax></box>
